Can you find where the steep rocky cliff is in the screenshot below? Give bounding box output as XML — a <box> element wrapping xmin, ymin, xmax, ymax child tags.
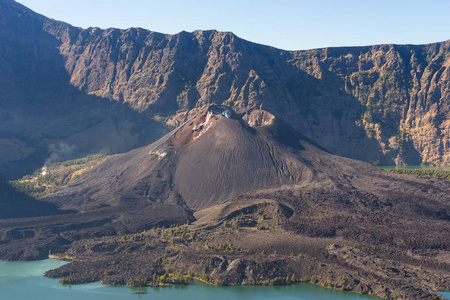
<box><xmin>291</xmin><ymin>43</ymin><xmax>450</xmax><ymax>165</ymax></box>
<box><xmin>1</xmin><ymin>0</ymin><xmax>450</xmax><ymax>173</ymax></box>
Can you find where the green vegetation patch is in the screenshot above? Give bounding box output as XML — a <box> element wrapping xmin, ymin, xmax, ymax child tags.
<box><xmin>9</xmin><ymin>173</ymin><xmax>59</xmax><ymax>198</ymax></box>
<box><xmin>385</xmin><ymin>168</ymin><xmax>450</xmax><ymax>180</ymax></box>
<box><xmin>50</xmin><ymin>154</ymin><xmax>106</xmax><ymax>168</ymax></box>
<box><xmin>127</xmin><ymin>269</ymin><xmax>189</xmax><ymax>287</ymax></box>
<box><xmin>9</xmin><ymin>154</ymin><xmax>107</xmax><ymax>198</ymax></box>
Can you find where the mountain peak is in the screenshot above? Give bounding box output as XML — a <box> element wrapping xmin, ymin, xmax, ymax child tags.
<box><xmin>0</xmin><ymin>0</ymin><xmax>47</xmax><ymax>22</ymax></box>
<box><xmin>42</xmin><ymin>107</ymin><xmax>322</xmax><ymax>212</ymax></box>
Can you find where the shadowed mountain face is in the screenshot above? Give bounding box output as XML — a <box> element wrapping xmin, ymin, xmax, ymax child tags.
<box><xmin>0</xmin><ymin>0</ymin><xmax>168</xmax><ymax>179</ymax></box>
<box><xmin>1</xmin><ymin>0</ymin><xmax>450</xmax><ymax>181</ymax></box>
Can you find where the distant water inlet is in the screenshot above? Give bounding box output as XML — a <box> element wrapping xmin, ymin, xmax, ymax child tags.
<box><xmin>0</xmin><ymin>259</ymin><xmax>401</xmax><ymax>300</ymax></box>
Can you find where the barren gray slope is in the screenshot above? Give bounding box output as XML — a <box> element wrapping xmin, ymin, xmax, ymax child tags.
<box><xmin>45</xmin><ymin>110</ymin><xmax>319</xmax><ymax>211</ymax></box>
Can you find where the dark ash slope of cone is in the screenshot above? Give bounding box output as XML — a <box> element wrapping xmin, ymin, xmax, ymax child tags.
<box><xmin>44</xmin><ymin>108</ymin><xmax>325</xmax><ymax>212</ymax></box>
<box><xmin>172</xmin><ymin>110</ymin><xmax>318</xmax><ymax>210</ymax></box>
<box><xmin>43</xmin><ymin>106</ymin><xmax>423</xmax><ymax>215</ymax></box>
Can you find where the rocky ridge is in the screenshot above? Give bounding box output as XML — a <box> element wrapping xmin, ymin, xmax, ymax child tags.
<box><xmin>1</xmin><ymin>0</ymin><xmax>450</xmax><ymax>179</ymax></box>
<box><xmin>45</xmin><ymin>21</ymin><xmax>450</xmax><ymax>166</ymax></box>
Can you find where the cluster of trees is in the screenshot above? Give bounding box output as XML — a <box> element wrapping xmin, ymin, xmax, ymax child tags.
<box><xmin>269</xmin><ymin>274</ymin><xmax>296</xmax><ymax>285</ymax></box>
<box><xmin>9</xmin><ymin>173</ymin><xmax>59</xmax><ymax>198</ymax></box>
<box><xmin>9</xmin><ymin>154</ymin><xmax>107</xmax><ymax>199</ymax></box>
<box><xmin>51</xmin><ymin>154</ymin><xmax>106</xmax><ymax>168</ymax></box>
<box><xmin>201</xmin><ymin>242</ymin><xmax>249</xmax><ymax>253</ymax></box>
<box><xmin>386</xmin><ymin>168</ymin><xmax>450</xmax><ymax>180</ymax></box>
<box><xmin>126</xmin><ymin>269</ymin><xmax>188</xmax><ymax>287</ymax></box>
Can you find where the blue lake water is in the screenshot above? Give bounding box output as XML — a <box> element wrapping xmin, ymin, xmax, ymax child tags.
<box><xmin>0</xmin><ymin>260</ymin><xmax>448</xmax><ymax>300</ymax></box>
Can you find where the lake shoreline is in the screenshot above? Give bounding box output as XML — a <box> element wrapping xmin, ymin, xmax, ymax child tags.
<box><xmin>2</xmin><ymin>259</ymin><xmax>449</xmax><ymax>299</ymax></box>
<box><xmin>1</xmin><ymin>259</ymin><xmax>385</xmax><ymax>300</ymax></box>
<box><xmin>42</xmin><ymin>223</ymin><xmax>449</xmax><ymax>300</ymax></box>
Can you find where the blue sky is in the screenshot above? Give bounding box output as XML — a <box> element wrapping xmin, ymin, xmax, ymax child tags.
<box><xmin>17</xmin><ymin>0</ymin><xmax>450</xmax><ymax>51</ymax></box>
